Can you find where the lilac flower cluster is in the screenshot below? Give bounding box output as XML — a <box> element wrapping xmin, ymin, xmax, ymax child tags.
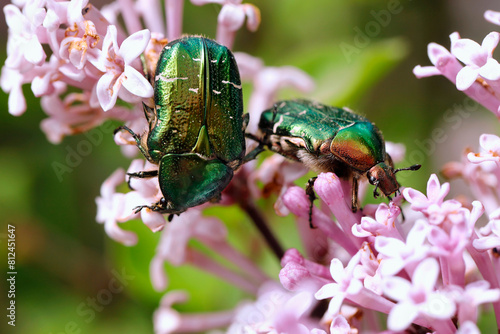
<box><xmin>4</xmin><ymin>0</ymin><xmax>500</xmax><ymax>333</ymax></box>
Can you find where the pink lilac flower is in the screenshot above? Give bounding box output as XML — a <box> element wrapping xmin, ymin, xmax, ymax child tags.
<box><xmin>468</xmin><ymin>133</ymin><xmax>500</xmax><ymax>164</ymax></box>
<box><xmin>89</xmin><ymin>25</ymin><xmax>153</xmax><ymax>111</ymax></box>
<box><xmin>443</xmin><ymin>147</ymin><xmax>500</xmax><ymax>215</ymax></box>
<box><xmin>154</xmin><ymin>290</ymin><xmax>235</xmax><ymax>334</ymax></box>
<box><xmin>414</xmin><ymin>35</ymin><xmax>500</xmax><ymax>117</ymax></box>
<box><xmin>39</xmin><ymin>92</ymin><xmax>135</xmax><ymax>144</ymax></box>
<box><xmin>375</xmin><ymin>219</ymin><xmax>431</xmax><ymax>277</ymax></box>
<box><xmin>457</xmin><ymin>321</ymin><xmax>481</xmax><ymax>334</ymax></box>
<box><xmin>445</xmin><ymin>280</ymin><xmax>500</xmax><ymax>325</ymax></box>
<box><xmin>352</xmin><ymin>242</ymin><xmax>384</xmax><ymax>295</ymax></box>
<box><xmin>450</xmin><ymin>31</ymin><xmax>500</xmax><ymax>90</ymax></box>
<box><xmin>383</xmin><ymin>258</ymin><xmax>456</xmax><ymax>332</ymax></box>
<box><xmin>95</xmin><ymin>167</ymin><xmax>138</xmax><ymax>246</ymax></box>
<box><xmin>352</xmin><ymin>202</ymin><xmax>403</xmax><ymax>241</ymax></box>
<box><xmin>474</xmin><ymin>207</ymin><xmax>500</xmax><ymax>250</ymax></box>
<box><xmin>191</xmin><ymin>0</ymin><xmax>260</xmax><ymax>49</ymax></box>
<box><xmin>7</xmin><ymin>0</ymin><xmax>500</xmax><ymax>332</ymax></box>
<box><xmin>485</xmin><ymin>10</ymin><xmax>500</xmax><ymax>26</ymax></box>
<box><xmin>227</xmin><ymin>282</ymin><xmax>319</xmax><ymax>334</ymax></box>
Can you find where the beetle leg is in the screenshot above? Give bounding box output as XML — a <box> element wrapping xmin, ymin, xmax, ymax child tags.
<box><xmin>306</xmin><ymin>177</ymin><xmax>318</xmax><ymax>228</ymax></box>
<box><xmin>372</xmin><ymin>183</ymin><xmax>380</xmax><ymax>198</ymax></box>
<box><xmin>243</xmin><ymin>145</ymin><xmax>266</xmax><ymax>163</ymax></box>
<box><xmin>114</xmin><ymin>125</ymin><xmax>153</xmax><ymax>161</ymax></box>
<box><xmin>126</xmin><ymin>170</ymin><xmax>159</xmax><ymax>190</ymax></box>
<box><xmin>351</xmin><ymin>176</ymin><xmax>359</xmax><ymax>213</ymax></box>
<box><xmin>127</xmin><ymin>170</ymin><xmax>159</xmax><ymax>178</ymax></box>
<box><xmin>133</xmin><ymin>197</ymin><xmax>166</xmax><ymax>214</ymax></box>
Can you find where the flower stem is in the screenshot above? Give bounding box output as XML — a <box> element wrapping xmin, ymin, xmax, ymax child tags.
<box><xmin>239</xmin><ymin>199</ymin><xmax>285</xmax><ymax>260</ymax></box>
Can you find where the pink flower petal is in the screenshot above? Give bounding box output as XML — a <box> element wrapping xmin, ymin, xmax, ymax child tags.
<box><xmin>481</xmin><ymin>32</ymin><xmax>500</xmax><ymax>55</ymax></box>
<box><xmin>122</xmin><ymin>65</ymin><xmax>154</xmax><ymax>98</ymax></box>
<box><xmin>484</xmin><ymin>10</ymin><xmax>500</xmax><ymax>26</ymax></box>
<box><xmin>426</xmin><ymin>174</ymin><xmax>449</xmax><ymax>204</ymax></box>
<box><xmin>480</xmin><ymin>133</ymin><xmax>500</xmax><ymax>152</ymax></box>
<box><xmin>119</xmin><ymin>29</ymin><xmax>151</xmax><ymax>64</ymax></box>
<box><xmin>413</xmin><ymin>65</ymin><xmax>442</xmax><ymax>78</ymax></box>
<box><xmin>456</xmin><ymin>66</ymin><xmax>480</xmax><ymax>91</ymax></box>
<box><xmin>383</xmin><ymin>276</ymin><xmax>411</xmax><ymax>302</ymax></box>
<box><xmin>218</xmin><ymin>4</ymin><xmax>246</xmax><ymax>31</ymax></box>
<box><xmin>96</xmin><ymin>71</ymin><xmax>120</xmax><ymax>111</ymax></box>
<box><xmin>141</xmin><ymin>210</ymin><xmax>166</xmax><ymax>232</ymax></box>
<box><xmin>479</xmin><ymin>57</ymin><xmax>500</xmax><ymax>80</ymax></box>
<box><xmin>150</xmin><ymin>255</ymin><xmax>168</xmax><ymax>291</ymax></box>
<box><xmin>243</xmin><ymin>4</ymin><xmax>260</xmax><ymax>32</ymax></box>
<box><xmin>191</xmin><ymin>0</ymin><xmax>225</xmax><ymax>5</ymax></box>
<box><xmin>452</xmin><ymin>38</ymin><xmax>486</xmax><ymax>66</ymax></box>
<box><xmin>412</xmin><ymin>258</ymin><xmax>438</xmax><ymax>292</ymax></box>
<box><xmin>387</xmin><ymin>302</ymin><xmax>418</xmax><ymax>331</ymax></box>
<box><xmin>427</xmin><ymin>42</ymin><xmax>452</xmax><ymax>66</ymax></box>
<box><xmin>473</xmin><ymin>236</ymin><xmax>500</xmax><ymax>250</ymax></box>
<box><xmin>104</xmin><ymin>218</ymin><xmax>138</xmax><ymax>246</ymax></box>
<box><xmin>24</xmin><ymin>36</ymin><xmax>46</xmax><ymax>65</ymax></box>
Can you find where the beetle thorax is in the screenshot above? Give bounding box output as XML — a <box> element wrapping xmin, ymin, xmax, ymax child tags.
<box><xmin>367</xmin><ymin>162</ymin><xmax>399</xmax><ymax>196</ymax></box>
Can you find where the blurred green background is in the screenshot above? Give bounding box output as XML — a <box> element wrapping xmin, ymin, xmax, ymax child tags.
<box><xmin>1</xmin><ymin>0</ymin><xmax>499</xmax><ymax>333</ymax></box>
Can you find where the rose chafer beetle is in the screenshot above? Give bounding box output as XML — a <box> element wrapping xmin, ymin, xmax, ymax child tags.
<box><xmin>255</xmin><ymin>99</ymin><xmax>420</xmax><ymax>215</ymax></box>
<box><xmin>116</xmin><ymin>36</ymin><xmax>255</xmax><ymax>215</ymax></box>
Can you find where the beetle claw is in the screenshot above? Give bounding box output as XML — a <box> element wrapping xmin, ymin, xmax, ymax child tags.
<box><xmin>133</xmin><ymin>205</ymin><xmax>146</xmax><ymax>214</ymax></box>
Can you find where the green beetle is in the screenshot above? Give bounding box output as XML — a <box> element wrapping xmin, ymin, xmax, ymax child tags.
<box><xmin>256</xmin><ymin>99</ymin><xmax>420</xmax><ymax>213</ymax></box>
<box><xmin>116</xmin><ymin>36</ymin><xmax>254</xmax><ymax>215</ymax></box>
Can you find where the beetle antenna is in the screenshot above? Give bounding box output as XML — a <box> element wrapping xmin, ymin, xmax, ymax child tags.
<box><xmin>394</xmin><ymin>164</ymin><xmax>421</xmax><ymax>174</ymax></box>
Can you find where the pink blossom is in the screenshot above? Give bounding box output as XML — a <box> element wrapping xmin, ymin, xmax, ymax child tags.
<box><xmin>474</xmin><ymin>207</ymin><xmax>500</xmax><ymax>250</ymax></box>
<box><xmin>485</xmin><ymin>10</ymin><xmax>500</xmax><ymax>26</ymax></box>
<box><xmin>375</xmin><ymin>219</ymin><xmax>431</xmax><ymax>277</ymax></box>
<box><xmin>451</xmin><ymin>32</ymin><xmax>500</xmax><ymax>89</ymax></box>
<box><xmin>353</xmin><ymin>242</ymin><xmax>384</xmax><ymax>295</ymax></box>
<box><xmin>58</xmin><ymin>0</ymin><xmax>103</xmax><ymax>70</ymax></box>
<box><xmin>154</xmin><ymin>291</ymin><xmax>235</xmax><ymax>334</ymax></box>
<box><xmin>279</xmin><ymin>249</ymin><xmax>331</xmax><ymax>291</ymax></box>
<box><xmin>191</xmin><ymin>0</ymin><xmax>260</xmax><ymax>49</ymax></box>
<box><xmin>446</xmin><ymin>281</ymin><xmax>500</xmax><ymax>325</ymax></box>
<box><xmin>228</xmin><ymin>282</ymin><xmax>319</xmax><ymax>334</ymax></box>
<box><xmin>39</xmin><ymin>92</ymin><xmax>135</xmax><ymax>143</ymax></box>
<box><xmin>403</xmin><ymin>174</ymin><xmax>449</xmax><ymax>212</ymax></box>
<box><xmin>457</xmin><ymin>321</ymin><xmax>481</xmax><ymax>334</ymax></box>
<box><xmin>4</xmin><ymin>3</ymin><xmax>46</xmax><ymax>69</ymax></box>
<box><xmin>413</xmin><ymin>37</ymin><xmax>500</xmax><ymax>116</ymax></box>
<box><xmin>89</xmin><ymin>25</ymin><xmax>153</xmax><ymax>111</ymax></box>
<box><xmin>1</xmin><ymin>66</ymin><xmax>27</xmax><ymax>116</ymax></box>
<box><xmin>329</xmin><ymin>314</ymin><xmax>354</xmax><ymax>334</ymax></box>
<box><xmin>383</xmin><ymin>258</ymin><xmax>456</xmax><ymax>332</ymax></box>
<box><xmin>468</xmin><ymin>133</ymin><xmax>500</xmax><ymax>164</ymax></box>
<box><xmin>353</xmin><ymin>203</ymin><xmax>403</xmax><ymax>240</ymax></box>
<box><xmin>95</xmin><ymin>168</ymin><xmax>138</xmax><ymax>246</ymax></box>
<box><xmin>315</xmin><ymin>252</ymin><xmax>363</xmax><ymax>315</ymax></box>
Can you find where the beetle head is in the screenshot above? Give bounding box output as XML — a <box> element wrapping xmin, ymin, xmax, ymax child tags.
<box><xmin>367</xmin><ymin>162</ymin><xmax>398</xmax><ymax>198</ymax></box>
<box><xmin>367</xmin><ymin>162</ymin><xmax>422</xmax><ymax>198</ymax></box>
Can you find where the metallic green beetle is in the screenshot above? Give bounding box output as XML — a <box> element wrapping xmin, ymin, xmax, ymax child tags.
<box><xmin>256</xmin><ymin>99</ymin><xmax>420</xmax><ymax>212</ymax></box>
<box><xmin>116</xmin><ymin>36</ymin><xmax>250</xmax><ymax>215</ymax></box>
